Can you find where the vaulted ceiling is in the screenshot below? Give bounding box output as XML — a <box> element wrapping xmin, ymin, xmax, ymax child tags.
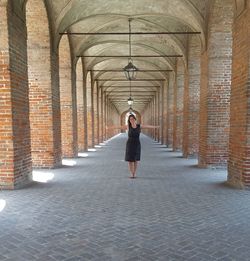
<box><xmin>19</xmin><ymin>0</ymin><xmax>210</xmax><ymax>113</ymax></box>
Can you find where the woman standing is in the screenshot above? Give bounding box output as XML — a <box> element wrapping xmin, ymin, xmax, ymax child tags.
<box><xmin>125</xmin><ymin>114</ymin><xmax>159</xmax><ymax>179</ymax></box>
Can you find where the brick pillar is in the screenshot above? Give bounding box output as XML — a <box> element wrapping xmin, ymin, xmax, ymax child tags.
<box><xmin>157</xmin><ymin>90</ymin><xmax>161</xmax><ymax>142</ymax></box>
<box><xmin>83</xmin><ymin>70</ymin><xmax>88</xmax><ymax>151</ymax></box>
<box><xmin>183</xmin><ymin>36</ymin><xmax>201</xmax><ymax>158</ymax></box>
<box><xmin>0</xmin><ymin>2</ymin><xmax>32</xmax><ymax>189</ymax></box>
<box><xmin>100</xmin><ymin>87</ymin><xmax>104</xmax><ymax>142</ymax></box>
<box><xmin>160</xmin><ymin>85</ymin><xmax>164</xmax><ymax>144</ymax></box>
<box><xmin>104</xmin><ymin>93</ymin><xmax>107</xmax><ymax>140</ymax></box>
<box><xmin>155</xmin><ymin>91</ymin><xmax>160</xmax><ymax>142</ymax></box>
<box><xmin>199</xmin><ymin>0</ymin><xmax>233</xmax><ymax>167</ymax></box>
<box><xmin>228</xmin><ymin>4</ymin><xmax>250</xmax><ymax>188</ymax></box>
<box><xmin>93</xmin><ymin>81</ymin><xmax>99</xmax><ymax>145</ymax></box>
<box><xmin>86</xmin><ymin>72</ymin><xmax>93</xmax><ymax>147</ymax></box>
<box><xmin>153</xmin><ymin>97</ymin><xmax>156</xmax><ymax>140</ymax></box>
<box><xmin>59</xmin><ymin>36</ymin><xmax>78</xmax><ymax>158</ymax></box>
<box><xmin>76</xmin><ymin>59</ymin><xmax>85</xmax><ymax>151</ymax></box>
<box><xmin>90</xmin><ymin>73</ymin><xmax>95</xmax><ymax>147</ymax></box>
<box><xmin>107</xmin><ymin>100</ymin><xmax>111</xmax><ymax>139</ymax></box>
<box><xmin>168</xmin><ymin>73</ymin><xmax>175</xmax><ymax>148</ymax></box>
<box><xmin>27</xmin><ymin>0</ymin><xmax>61</xmax><ymax>168</ymax></box>
<box><xmin>162</xmin><ymin>80</ymin><xmax>168</xmax><ymax>145</ymax></box>
<box><xmin>96</xmin><ymin>83</ymin><xmax>100</xmax><ymax>144</ymax></box>
<box><xmin>173</xmin><ymin>59</ymin><xmax>184</xmax><ymax>151</ymax></box>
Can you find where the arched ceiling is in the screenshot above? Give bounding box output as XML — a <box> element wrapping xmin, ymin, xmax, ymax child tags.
<box><xmin>18</xmin><ymin>0</ymin><xmax>210</xmax><ymax>113</ymax></box>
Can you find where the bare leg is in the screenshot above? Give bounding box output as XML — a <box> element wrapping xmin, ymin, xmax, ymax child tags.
<box><xmin>128</xmin><ymin>162</ymin><xmax>134</xmax><ymax>177</ymax></box>
<box><xmin>128</xmin><ymin>162</ymin><xmax>136</xmax><ymax>178</ymax></box>
<box><xmin>134</xmin><ymin>161</ymin><xmax>138</xmax><ymax>177</ymax></box>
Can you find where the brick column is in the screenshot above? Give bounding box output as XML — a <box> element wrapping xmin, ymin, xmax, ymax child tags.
<box><xmin>83</xmin><ymin>71</ymin><xmax>88</xmax><ymax>151</ymax></box>
<box><xmin>76</xmin><ymin>59</ymin><xmax>85</xmax><ymax>151</ymax></box>
<box><xmin>0</xmin><ymin>2</ymin><xmax>32</xmax><ymax>189</ymax></box>
<box><xmin>100</xmin><ymin>87</ymin><xmax>104</xmax><ymax>142</ymax></box>
<box><xmin>153</xmin><ymin>97</ymin><xmax>156</xmax><ymax>140</ymax></box>
<box><xmin>59</xmin><ymin>36</ymin><xmax>78</xmax><ymax>158</ymax></box>
<box><xmin>199</xmin><ymin>0</ymin><xmax>233</xmax><ymax>167</ymax></box>
<box><xmin>162</xmin><ymin>80</ymin><xmax>168</xmax><ymax>145</ymax></box>
<box><xmin>104</xmin><ymin>93</ymin><xmax>107</xmax><ymax>140</ymax></box>
<box><xmin>26</xmin><ymin>0</ymin><xmax>62</xmax><ymax>168</ymax></box>
<box><xmin>86</xmin><ymin>72</ymin><xmax>93</xmax><ymax>147</ymax></box>
<box><xmin>155</xmin><ymin>91</ymin><xmax>160</xmax><ymax>142</ymax></box>
<box><xmin>183</xmin><ymin>36</ymin><xmax>201</xmax><ymax>158</ymax></box>
<box><xmin>93</xmin><ymin>81</ymin><xmax>99</xmax><ymax>145</ymax></box>
<box><xmin>160</xmin><ymin>85</ymin><xmax>164</xmax><ymax>144</ymax></box>
<box><xmin>168</xmin><ymin>73</ymin><xmax>175</xmax><ymax>148</ymax></box>
<box><xmin>228</xmin><ymin>4</ymin><xmax>250</xmax><ymax>188</ymax></box>
<box><xmin>51</xmin><ymin>50</ymin><xmax>62</xmax><ymax>166</ymax></box>
<box><xmin>173</xmin><ymin>59</ymin><xmax>184</xmax><ymax>151</ymax></box>
<box><xmin>90</xmin><ymin>73</ymin><xmax>95</xmax><ymax>147</ymax></box>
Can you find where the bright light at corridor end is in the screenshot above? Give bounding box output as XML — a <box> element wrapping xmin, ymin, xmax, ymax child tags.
<box><xmin>0</xmin><ymin>199</ymin><xmax>6</xmax><ymax>212</ymax></box>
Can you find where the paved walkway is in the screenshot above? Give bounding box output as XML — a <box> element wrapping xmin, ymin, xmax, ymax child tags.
<box><xmin>0</xmin><ymin>134</ymin><xmax>250</xmax><ymax>261</ymax></box>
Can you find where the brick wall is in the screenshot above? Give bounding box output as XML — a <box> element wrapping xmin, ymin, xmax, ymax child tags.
<box><xmin>0</xmin><ymin>2</ymin><xmax>32</xmax><ymax>189</ymax></box>
<box><xmin>228</xmin><ymin>4</ymin><xmax>250</xmax><ymax>187</ymax></box>
<box><xmin>183</xmin><ymin>36</ymin><xmax>201</xmax><ymax>158</ymax></box>
<box><xmin>199</xmin><ymin>0</ymin><xmax>233</xmax><ymax>167</ymax></box>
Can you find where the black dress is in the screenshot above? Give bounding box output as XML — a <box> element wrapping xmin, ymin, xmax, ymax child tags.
<box><xmin>125</xmin><ymin>124</ymin><xmax>141</xmax><ymax>162</ymax></box>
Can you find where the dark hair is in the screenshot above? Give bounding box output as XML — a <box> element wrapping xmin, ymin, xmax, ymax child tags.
<box><xmin>127</xmin><ymin>114</ymin><xmax>136</xmax><ymax>128</ymax></box>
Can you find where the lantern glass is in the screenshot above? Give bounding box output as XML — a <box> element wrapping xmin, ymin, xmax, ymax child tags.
<box><xmin>127</xmin><ymin>97</ymin><xmax>134</xmax><ymax>106</ymax></box>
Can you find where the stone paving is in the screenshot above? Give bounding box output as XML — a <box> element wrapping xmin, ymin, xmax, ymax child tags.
<box><xmin>0</xmin><ymin>134</ymin><xmax>250</xmax><ymax>261</ymax></box>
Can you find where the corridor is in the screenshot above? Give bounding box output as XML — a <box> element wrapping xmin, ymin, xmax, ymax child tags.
<box><xmin>0</xmin><ymin>134</ymin><xmax>250</xmax><ymax>261</ymax></box>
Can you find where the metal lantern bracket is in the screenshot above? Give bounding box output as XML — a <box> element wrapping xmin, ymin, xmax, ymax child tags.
<box><xmin>127</xmin><ymin>80</ymin><xmax>134</xmax><ymax>106</ymax></box>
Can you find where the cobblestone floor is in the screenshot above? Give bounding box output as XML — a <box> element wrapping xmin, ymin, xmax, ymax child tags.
<box><xmin>0</xmin><ymin>134</ymin><xmax>250</xmax><ymax>261</ymax></box>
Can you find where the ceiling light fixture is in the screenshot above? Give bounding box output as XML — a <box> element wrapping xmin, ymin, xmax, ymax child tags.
<box><xmin>123</xmin><ymin>18</ymin><xmax>138</xmax><ymax>80</ymax></box>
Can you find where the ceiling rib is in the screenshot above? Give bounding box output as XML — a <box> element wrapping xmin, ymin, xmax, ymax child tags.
<box><xmin>98</xmin><ymin>79</ymin><xmax>165</xmax><ymax>81</ymax></box>
<box><xmin>60</xmin><ymin>32</ymin><xmax>201</xmax><ymax>35</ymax></box>
<box><xmin>91</xmin><ymin>70</ymin><xmax>172</xmax><ymax>72</ymax></box>
<box><xmin>78</xmin><ymin>55</ymin><xmax>182</xmax><ymax>58</ymax></box>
